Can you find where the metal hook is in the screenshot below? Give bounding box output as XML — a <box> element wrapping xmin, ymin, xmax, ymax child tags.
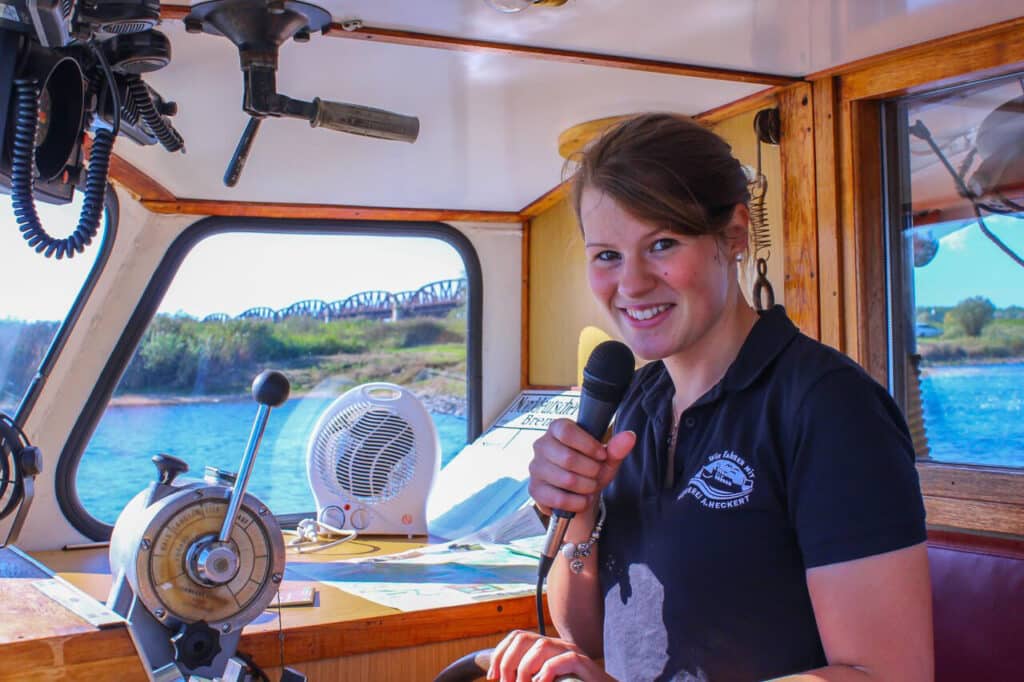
<box><xmin>752</xmin><ymin>257</ymin><xmax>775</xmax><ymax>311</ymax></box>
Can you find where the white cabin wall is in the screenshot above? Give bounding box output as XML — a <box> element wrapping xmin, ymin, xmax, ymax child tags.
<box><xmin>449</xmin><ymin>221</ymin><xmax>522</xmax><ymax>429</ymax></box>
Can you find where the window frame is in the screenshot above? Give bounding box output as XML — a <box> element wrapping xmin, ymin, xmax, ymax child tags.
<box><xmin>876</xmin><ymin>76</ymin><xmax>1024</xmax><ymax>535</ymax></box>
<box><xmin>775</xmin><ymin>21</ymin><xmax>1024</xmax><ymax>536</ymax></box>
<box><xmin>56</xmin><ymin>216</ymin><xmax>484</xmax><ymax>540</ymax></box>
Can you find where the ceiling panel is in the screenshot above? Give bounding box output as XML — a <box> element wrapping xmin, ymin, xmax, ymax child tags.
<box><xmin>127</xmin><ymin>1</ymin><xmax>1023</xmax><ymax>208</ymax></box>
<box><xmin>287</xmin><ymin>0</ymin><xmax>1022</xmax><ymax>76</ymax></box>
<box><xmin>121</xmin><ymin>22</ymin><xmax>764</xmax><ymax>209</ymax></box>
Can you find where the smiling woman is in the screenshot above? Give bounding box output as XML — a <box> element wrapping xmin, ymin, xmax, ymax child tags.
<box><xmin>491</xmin><ymin>113</ymin><xmax>932</xmax><ymax>682</ymax></box>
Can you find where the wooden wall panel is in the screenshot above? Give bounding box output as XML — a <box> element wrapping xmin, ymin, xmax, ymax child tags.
<box><xmin>917</xmin><ymin>463</ymin><xmax>1024</xmax><ymax>506</ymax></box>
<box><xmin>777</xmin><ymin>83</ymin><xmax>820</xmax><ymax>339</ymax></box>
<box><xmin>850</xmin><ymin>100</ymin><xmax>887</xmax><ymax>385</ymax></box>
<box><xmin>143</xmin><ymin>198</ymin><xmax>520</xmax><ymax>223</ymax></box>
<box><xmin>835</xmin><ymin>17</ymin><xmax>1024</xmax><ymax>101</ymax></box>
<box><xmin>811</xmin><ymin>77</ymin><xmax>844</xmax><ymax>352</ymax></box>
<box><xmin>261</xmin><ymin>633</ymin><xmax>505</xmax><ymax>682</ymax></box>
<box><xmin>924</xmin><ymin>497</ymin><xmax>1024</xmax><ymax>537</ymax></box>
<box><xmin>835</xmin><ymin>98</ymin><xmax>887</xmax><ymax>379</ymax></box>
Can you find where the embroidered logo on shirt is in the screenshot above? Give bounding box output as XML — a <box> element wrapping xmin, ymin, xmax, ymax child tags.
<box><xmin>680</xmin><ymin>450</ymin><xmax>755</xmax><ymax>509</ymax></box>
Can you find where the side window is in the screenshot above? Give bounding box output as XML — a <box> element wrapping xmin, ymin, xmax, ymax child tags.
<box><xmin>890</xmin><ymin>74</ymin><xmax>1024</xmax><ymax>469</ymax></box>
<box><xmin>77</xmin><ymin>231</ymin><xmax>471</xmax><ymax>524</ymax></box>
<box><xmin>0</xmin><ymin>194</ymin><xmax>109</xmax><ymax>414</ymax></box>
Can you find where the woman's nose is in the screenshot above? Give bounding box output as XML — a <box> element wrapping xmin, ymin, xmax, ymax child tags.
<box><xmin>618</xmin><ymin>256</ymin><xmax>655</xmax><ymax>297</ymax></box>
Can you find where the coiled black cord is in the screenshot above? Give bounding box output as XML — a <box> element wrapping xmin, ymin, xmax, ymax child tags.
<box><xmin>126</xmin><ymin>75</ymin><xmax>184</xmax><ymax>152</ymax></box>
<box><xmin>11</xmin><ymin>42</ymin><xmax>120</xmax><ymax>260</ymax></box>
<box><xmin>11</xmin><ymin>79</ymin><xmax>115</xmax><ymax>259</ymax></box>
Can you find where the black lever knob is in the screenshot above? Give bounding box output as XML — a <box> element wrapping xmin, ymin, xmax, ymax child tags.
<box><xmin>18</xmin><ymin>446</ymin><xmax>43</xmax><ymax>477</ymax></box>
<box><xmin>152</xmin><ymin>453</ymin><xmax>189</xmax><ymax>485</ymax></box>
<box><xmin>252</xmin><ymin>370</ymin><xmax>290</xmax><ymax>407</ymax></box>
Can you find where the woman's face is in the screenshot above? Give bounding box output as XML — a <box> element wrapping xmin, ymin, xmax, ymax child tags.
<box><xmin>581</xmin><ymin>188</ymin><xmax>742</xmax><ymax>362</ymax></box>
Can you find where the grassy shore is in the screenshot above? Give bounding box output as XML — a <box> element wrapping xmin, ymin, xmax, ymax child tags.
<box><xmin>109</xmin><ymin>342</ymin><xmax>468</xmax><ymax>415</ymax></box>
<box><xmin>917</xmin><ymin>318</ymin><xmax>1024</xmax><ymax>365</ymax></box>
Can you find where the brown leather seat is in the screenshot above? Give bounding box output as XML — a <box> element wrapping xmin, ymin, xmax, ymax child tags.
<box><xmin>927</xmin><ymin>530</ymin><xmax>1024</xmax><ymax>682</ymax></box>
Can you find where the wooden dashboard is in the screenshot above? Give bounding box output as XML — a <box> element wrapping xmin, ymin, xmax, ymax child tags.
<box><xmin>1</xmin><ymin>537</ymin><xmax>548</xmax><ymax>681</ymax></box>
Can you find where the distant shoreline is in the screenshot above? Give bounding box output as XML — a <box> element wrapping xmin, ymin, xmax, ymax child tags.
<box><xmin>920</xmin><ymin>356</ymin><xmax>1024</xmax><ymax>368</ymax></box>
<box><xmin>109</xmin><ymin>389</ymin><xmax>467</xmax><ymax>417</ymax></box>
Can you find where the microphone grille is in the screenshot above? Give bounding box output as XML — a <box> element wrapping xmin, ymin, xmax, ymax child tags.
<box><xmin>582</xmin><ymin>340</ymin><xmax>635</xmax><ymax>402</ymax></box>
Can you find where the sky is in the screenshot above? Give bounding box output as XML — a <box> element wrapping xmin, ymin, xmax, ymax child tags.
<box><xmin>2</xmin><ymin>194</ymin><xmax>1022</xmax><ymax>323</ymax></box>
<box><xmin>0</xmin><ymin>195</ymin><xmax>466</xmax><ymax>322</ymax></box>
<box><xmin>912</xmin><ymin>214</ymin><xmax>1024</xmax><ymax>309</ymax></box>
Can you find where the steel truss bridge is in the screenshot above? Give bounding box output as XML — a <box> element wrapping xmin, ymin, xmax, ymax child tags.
<box><xmin>203</xmin><ymin>279</ymin><xmax>467</xmax><ymax>323</ymax></box>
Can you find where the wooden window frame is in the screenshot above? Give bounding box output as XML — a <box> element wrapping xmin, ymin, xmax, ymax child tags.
<box><xmin>780</xmin><ymin>18</ymin><xmax>1024</xmax><ymax>536</ymax></box>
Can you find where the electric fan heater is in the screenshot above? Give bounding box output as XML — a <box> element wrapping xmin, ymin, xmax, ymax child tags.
<box><xmin>306</xmin><ymin>383</ymin><xmax>440</xmax><ymax>536</ymax></box>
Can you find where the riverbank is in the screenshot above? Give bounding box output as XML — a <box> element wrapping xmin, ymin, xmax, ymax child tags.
<box><xmin>919</xmin><ymin>354</ymin><xmax>1024</xmax><ymax>368</ymax></box>
<box><xmin>110</xmin><ymin>388</ymin><xmax>468</xmax><ymax>417</ymax></box>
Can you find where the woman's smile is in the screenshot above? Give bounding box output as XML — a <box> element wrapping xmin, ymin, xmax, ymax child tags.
<box><xmin>621</xmin><ymin>303</ymin><xmax>674</xmax><ymax>326</ymax></box>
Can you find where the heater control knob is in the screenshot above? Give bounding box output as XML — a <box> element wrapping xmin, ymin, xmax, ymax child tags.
<box><xmin>350</xmin><ymin>508</ymin><xmax>370</xmax><ymax>531</ymax></box>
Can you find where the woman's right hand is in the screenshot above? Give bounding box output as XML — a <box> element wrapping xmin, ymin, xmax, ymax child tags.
<box><xmin>486</xmin><ymin>629</ymin><xmax>616</xmax><ymax>682</ymax></box>
<box><xmin>528</xmin><ymin>419</ymin><xmax>636</xmax><ymax>516</ymax></box>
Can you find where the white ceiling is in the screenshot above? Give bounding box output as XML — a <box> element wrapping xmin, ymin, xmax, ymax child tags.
<box><xmin>113</xmin><ymin>1</ymin><xmax>1024</xmax><ymax>211</ymax></box>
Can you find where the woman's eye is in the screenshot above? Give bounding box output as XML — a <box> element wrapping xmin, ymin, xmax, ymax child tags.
<box><xmin>651</xmin><ymin>238</ymin><xmax>677</xmax><ymax>252</ymax></box>
<box><xmin>594</xmin><ymin>250</ymin><xmax>620</xmax><ymax>262</ymax></box>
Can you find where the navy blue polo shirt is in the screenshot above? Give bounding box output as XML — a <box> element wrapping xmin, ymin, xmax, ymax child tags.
<box><xmin>599</xmin><ymin>306</ymin><xmax>926</xmax><ymax>682</ymax></box>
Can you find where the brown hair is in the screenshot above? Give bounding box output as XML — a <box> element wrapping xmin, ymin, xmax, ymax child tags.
<box><xmin>569</xmin><ymin>113</ymin><xmax>750</xmax><ymax>238</ymax></box>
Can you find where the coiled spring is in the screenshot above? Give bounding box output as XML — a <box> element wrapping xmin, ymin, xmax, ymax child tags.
<box><xmin>11</xmin><ymin>79</ymin><xmax>113</xmax><ymax>259</ymax></box>
<box><xmin>749</xmin><ymin>108</ymin><xmax>780</xmax><ymax>311</ymax></box>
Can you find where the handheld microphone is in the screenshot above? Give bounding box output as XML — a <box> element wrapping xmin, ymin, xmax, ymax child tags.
<box><xmin>538</xmin><ymin>340</ymin><xmax>635</xmax><ymax>580</ymax></box>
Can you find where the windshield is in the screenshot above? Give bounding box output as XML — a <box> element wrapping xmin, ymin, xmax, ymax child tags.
<box><xmin>0</xmin><ymin>193</ymin><xmax>107</xmax><ymax>415</ymax></box>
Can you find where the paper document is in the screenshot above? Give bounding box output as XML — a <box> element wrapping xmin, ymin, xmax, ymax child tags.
<box><xmin>316</xmin><ymin>538</ymin><xmax>546</xmax><ymax>611</ymax></box>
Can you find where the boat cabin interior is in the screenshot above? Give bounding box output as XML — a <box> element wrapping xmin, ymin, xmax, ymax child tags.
<box><xmin>1</xmin><ymin>1</ymin><xmax>1022</xmax><ymax>680</ymax></box>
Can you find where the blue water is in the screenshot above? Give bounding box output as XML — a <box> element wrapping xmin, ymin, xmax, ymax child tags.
<box><xmin>79</xmin><ymin>396</ymin><xmax>467</xmax><ymax>524</ymax></box>
<box><xmin>919</xmin><ymin>362</ymin><xmax>1024</xmax><ymax>467</ymax></box>
<box><xmin>78</xmin><ymin>362</ymin><xmax>1024</xmax><ymax>523</ymax></box>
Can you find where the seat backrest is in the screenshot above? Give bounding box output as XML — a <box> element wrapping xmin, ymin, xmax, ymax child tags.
<box><xmin>927</xmin><ymin>529</ymin><xmax>1024</xmax><ymax>682</ymax></box>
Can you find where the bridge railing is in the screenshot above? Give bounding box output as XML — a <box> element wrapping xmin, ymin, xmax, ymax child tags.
<box><xmin>201</xmin><ymin>278</ymin><xmax>467</xmax><ymax>323</ymax></box>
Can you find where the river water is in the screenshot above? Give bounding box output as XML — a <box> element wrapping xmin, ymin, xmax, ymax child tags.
<box><xmin>80</xmin><ymin>395</ymin><xmax>468</xmax><ymax>524</ymax></box>
<box><xmin>79</xmin><ymin>362</ymin><xmax>1023</xmax><ymax>523</ymax></box>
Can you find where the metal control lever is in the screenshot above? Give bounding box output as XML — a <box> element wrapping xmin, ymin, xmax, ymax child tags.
<box><xmin>107</xmin><ymin>371</ymin><xmax>294</xmax><ymax>682</ymax></box>
<box><xmin>217</xmin><ymin>370</ymin><xmax>290</xmax><ymax>543</ymax></box>
<box><xmin>223</xmin><ymin>94</ymin><xmax>419</xmax><ymax>186</ymax></box>
<box><xmin>224</xmin><ymin>117</ymin><xmax>262</xmax><ymax>187</ymax></box>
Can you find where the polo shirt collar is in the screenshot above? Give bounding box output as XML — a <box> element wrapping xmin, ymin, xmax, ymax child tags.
<box><xmin>720</xmin><ymin>304</ymin><xmax>799</xmax><ymax>393</ymax></box>
<box><xmin>637</xmin><ymin>305</ymin><xmax>799</xmax><ymax>418</ymax></box>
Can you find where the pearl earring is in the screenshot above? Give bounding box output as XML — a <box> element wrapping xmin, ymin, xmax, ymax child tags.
<box><xmin>735</xmin><ymin>253</ymin><xmax>744</xmax><ymax>262</ymax></box>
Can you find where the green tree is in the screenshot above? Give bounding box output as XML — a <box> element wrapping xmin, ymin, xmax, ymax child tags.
<box><xmin>948</xmin><ymin>296</ymin><xmax>996</xmax><ymax>337</ymax></box>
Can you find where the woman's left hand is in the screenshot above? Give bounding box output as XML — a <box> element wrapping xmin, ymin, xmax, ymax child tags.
<box><xmin>487</xmin><ymin>629</ymin><xmax>615</xmax><ymax>682</ymax></box>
